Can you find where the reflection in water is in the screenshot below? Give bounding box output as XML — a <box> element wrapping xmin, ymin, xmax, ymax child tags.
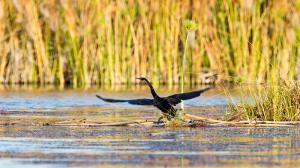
<box><xmin>0</xmin><ymin>85</ymin><xmax>298</xmax><ymax>167</ymax></box>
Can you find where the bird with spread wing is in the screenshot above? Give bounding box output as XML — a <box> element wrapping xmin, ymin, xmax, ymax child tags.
<box><xmin>96</xmin><ymin>77</ymin><xmax>210</xmax><ymax>121</ymax></box>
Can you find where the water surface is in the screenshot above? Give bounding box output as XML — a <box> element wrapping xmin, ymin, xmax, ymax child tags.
<box><xmin>0</xmin><ymin>85</ymin><xmax>299</xmax><ymax>167</ymax></box>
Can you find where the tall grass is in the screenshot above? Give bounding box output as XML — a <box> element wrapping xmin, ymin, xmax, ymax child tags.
<box><xmin>229</xmin><ymin>82</ymin><xmax>300</xmax><ymax>121</ymax></box>
<box><xmin>0</xmin><ymin>0</ymin><xmax>299</xmax><ymax>87</ymax></box>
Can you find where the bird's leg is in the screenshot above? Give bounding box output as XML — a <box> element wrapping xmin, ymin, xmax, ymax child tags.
<box><xmin>177</xmin><ymin>107</ymin><xmax>184</xmax><ymax>112</ymax></box>
<box><xmin>165</xmin><ymin>112</ymin><xmax>177</xmax><ymax>121</ymax></box>
<box><xmin>157</xmin><ymin>116</ymin><xmax>164</xmax><ymax>123</ymax></box>
<box><xmin>157</xmin><ymin>113</ymin><xmax>172</xmax><ymax>123</ymax></box>
<box><xmin>165</xmin><ymin>113</ymin><xmax>173</xmax><ymax>121</ymax></box>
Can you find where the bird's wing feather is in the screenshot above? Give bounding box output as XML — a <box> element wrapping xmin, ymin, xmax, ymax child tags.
<box><xmin>96</xmin><ymin>95</ymin><xmax>154</xmax><ymax>105</ymax></box>
<box><xmin>165</xmin><ymin>87</ymin><xmax>211</xmax><ymax>105</ymax></box>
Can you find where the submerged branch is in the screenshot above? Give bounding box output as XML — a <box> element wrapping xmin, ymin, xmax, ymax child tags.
<box><xmin>2</xmin><ymin>114</ymin><xmax>300</xmax><ymax>127</ymax></box>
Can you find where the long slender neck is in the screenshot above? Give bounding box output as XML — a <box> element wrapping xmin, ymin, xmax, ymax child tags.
<box><xmin>143</xmin><ymin>79</ymin><xmax>159</xmax><ymax>98</ymax></box>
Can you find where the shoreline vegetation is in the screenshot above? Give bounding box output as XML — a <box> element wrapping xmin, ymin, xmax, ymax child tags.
<box><xmin>228</xmin><ymin>82</ymin><xmax>300</xmax><ymax>121</ymax></box>
<box><xmin>0</xmin><ymin>0</ymin><xmax>299</xmax><ymax>87</ymax></box>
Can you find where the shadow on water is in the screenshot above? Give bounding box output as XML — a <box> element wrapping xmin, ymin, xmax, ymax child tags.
<box><xmin>0</xmin><ymin>85</ymin><xmax>299</xmax><ymax>167</ymax></box>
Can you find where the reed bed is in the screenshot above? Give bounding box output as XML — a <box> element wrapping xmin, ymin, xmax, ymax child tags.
<box><xmin>0</xmin><ymin>0</ymin><xmax>299</xmax><ymax>87</ymax></box>
<box><xmin>229</xmin><ymin>82</ymin><xmax>300</xmax><ymax>121</ymax></box>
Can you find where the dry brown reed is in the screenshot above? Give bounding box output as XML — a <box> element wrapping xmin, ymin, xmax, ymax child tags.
<box><xmin>0</xmin><ymin>0</ymin><xmax>299</xmax><ymax>87</ymax></box>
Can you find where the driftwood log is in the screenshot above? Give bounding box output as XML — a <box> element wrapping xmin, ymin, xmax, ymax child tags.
<box><xmin>1</xmin><ymin>113</ymin><xmax>300</xmax><ymax>127</ymax></box>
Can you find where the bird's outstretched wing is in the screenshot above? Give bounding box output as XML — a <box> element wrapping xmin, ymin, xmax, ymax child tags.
<box><xmin>165</xmin><ymin>87</ymin><xmax>211</xmax><ymax>105</ymax></box>
<box><xmin>96</xmin><ymin>95</ymin><xmax>154</xmax><ymax>105</ymax></box>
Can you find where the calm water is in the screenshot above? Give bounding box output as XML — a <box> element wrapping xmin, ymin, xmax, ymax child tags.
<box><xmin>0</xmin><ymin>85</ymin><xmax>299</xmax><ymax>167</ymax></box>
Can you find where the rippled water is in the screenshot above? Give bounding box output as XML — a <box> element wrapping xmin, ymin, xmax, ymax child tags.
<box><xmin>0</xmin><ymin>85</ymin><xmax>230</xmax><ymax>110</ymax></box>
<box><xmin>0</xmin><ymin>85</ymin><xmax>299</xmax><ymax>167</ymax></box>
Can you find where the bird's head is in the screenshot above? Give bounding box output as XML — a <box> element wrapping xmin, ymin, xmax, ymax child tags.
<box><xmin>136</xmin><ymin>77</ymin><xmax>147</xmax><ymax>81</ymax></box>
<box><xmin>136</xmin><ymin>77</ymin><xmax>150</xmax><ymax>84</ymax></box>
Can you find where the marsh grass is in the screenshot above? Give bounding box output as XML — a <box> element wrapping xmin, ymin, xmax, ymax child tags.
<box><xmin>0</xmin><ymin>0</ymin><xmax>299</xmax><ymax>87</ymax></box>
<box><xmin>229</xmin><ymin>82</ymin><xmax>300</xmax><ymax>121</ymax></box>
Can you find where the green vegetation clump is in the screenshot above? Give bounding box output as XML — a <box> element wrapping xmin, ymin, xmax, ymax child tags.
<box><xmin>229</xmin><ymin>83</ymin><xmax>300</xmax><ymax>121</ymax></box>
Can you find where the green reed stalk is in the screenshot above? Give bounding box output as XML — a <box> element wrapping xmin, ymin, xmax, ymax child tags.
<box><xmin>181</xmin><ymin>20</ymin><xmax>197</xmax><ymax>109</ymax></box>
<box><xmin>180</xmin><ymin>32</ymin><xmax>189</xmax><ymax>109</ymax></box>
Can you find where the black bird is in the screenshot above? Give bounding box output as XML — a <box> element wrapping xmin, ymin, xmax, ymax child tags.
<box><xmin>96</xmin><ymin>77</ymin><xmax>210</xmax><ymax>121</ymax></box>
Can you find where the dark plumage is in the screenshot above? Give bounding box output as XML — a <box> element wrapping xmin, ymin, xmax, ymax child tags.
<box><xmin>96</xmin><ymin>77</ymin><xmax>210</xmax><ymax>120</ymax></box>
